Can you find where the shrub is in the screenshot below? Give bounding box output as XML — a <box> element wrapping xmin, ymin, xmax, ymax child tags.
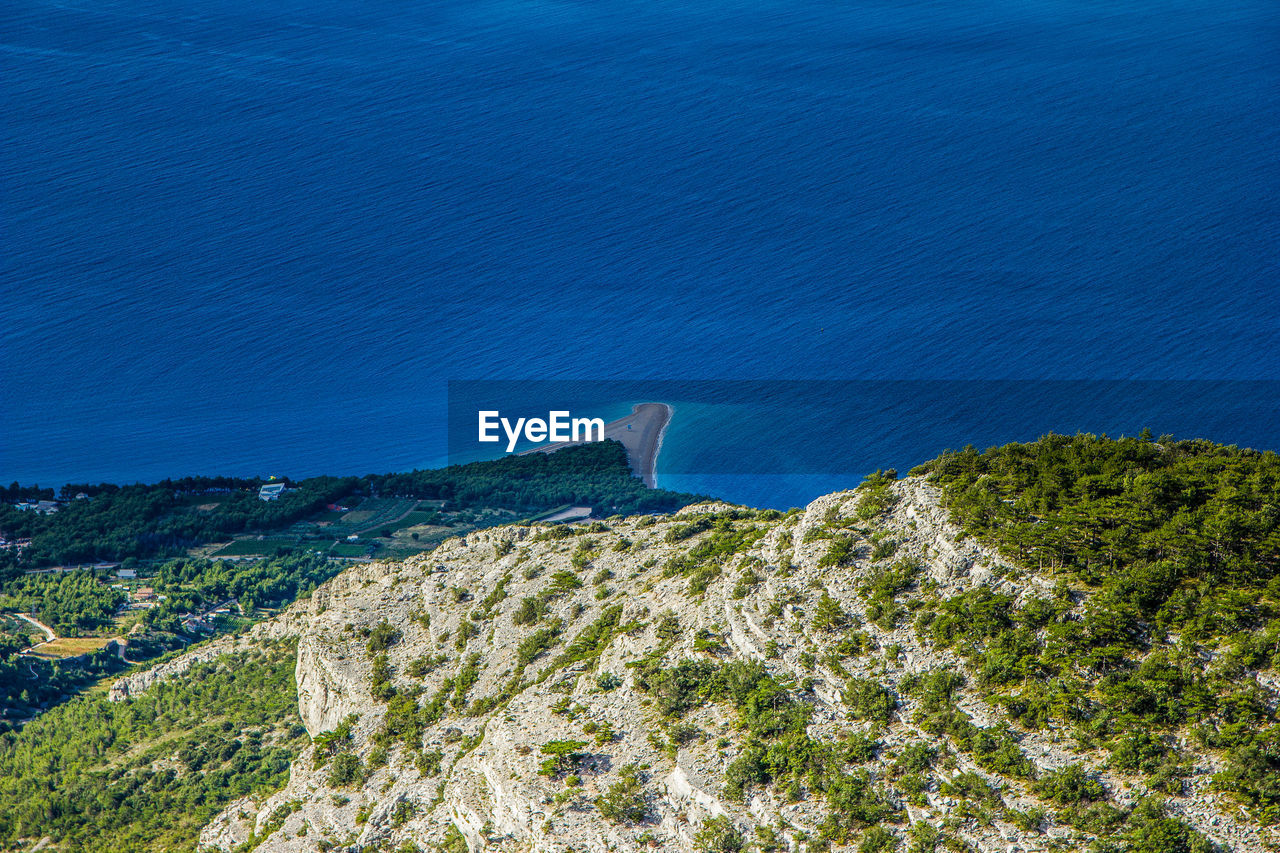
<box><xmin>538</xmin><ymin>740</ymin><xmax>587</xmax><ymax>777</ymax></box>
<box><xmin>844</xmin><ymin>677</ymin><xmax>895</xmax><ymax>723</ymax></box>
<box><xmin>436</xmin><ymin>825</ymin><xmax>467</xmax><ymax>853</ymax></box>
<box><xmin>813</xmin><ymin>592</ymin><xmax>850</xmax><ymax>631</ymax></box>
<box><xmin>666</xmin><ymin>518</ymin><xmax>713</xmax><ymax>543</ymax></box>
<box><xmin>856</xmin><ymin>470</ymin><xmax>898</xmax><ymax>519</ymax></box>
<box><xmin>416</xmin><ymin>749</ymin><xmax>443</xmax><ymax>777</ymax></box>
<box><xmin>893</xmin><ymin>743</ymin><xmax>935</xmax><ymax>775</ymax></box>
<box><xmin>1113</xmin><ymin>797</ymin><xmax>1218</xmax><ymax>853</ymax></box>
<box><xmin>455</xmin><ymin>620</ymin><xmax>480</xmax><ymax>649</ymax></box>
<box><xmin>1006</xmin><ymin>806</ymin><xmax>1046</xmax><ymax>833</ymax></box>
<box><xmin>595</xmin><ymin>765</ymin><xmax>648</xmax><ymax>824</ymax></box>
<box><xmin>548</xmin><ymin>570</ymin><xmax>584</xmax><ymax>594</ymax></box>
<box><xmin>871</xmin><ymin>537</ymin><xmax>899</xmax><ymax>561</ymax></box>
<box><xmin>694</xmin><ymin>628</ymin><xmax>727</xmax><ymax>654</ymax></box>
<box><xmin>1032</xmin><ymin>763</ymin><xmax>1107</xmax><ymax>806</ymax></box>
<box><xmin>859</xmin><ymin>825</ymin><xmax>899</xmax><ymax>853</ymax></box>
<box><xmin>370</xmin><ymin>653</ymin><xmax>396</xmax><ymax>701</ymax></box>
<box><xmin>378</xmin><ymin>693</ymin><xmax>423</xmax><ymax>748</ymax></box>
<box><xmin>818</xmin><ymin>771</ymin><xmax>899</xmax><ymax>843</ymax></box>
<box><xmin>366</xmin><ymin>620</ymin><xmax>401</xmax><ymax>654</ymax></box>
<box><xmin>390</xmin><ymin>799</ymin><xmax>416</xmax><ymax>827</ymax></box>
<box><xmin>516</xmin><ymin>621</ymin><xmax>562</xmax><ymax>668</ymax></box>
<box><xmin>819</xmin><ymin>535</ymin><xmax>855</xmax><ymax>569</ymax></box>
<box><xmin>513</xmin><ymin>595</ymin><xmax>549</xmax><ymax>625</ymax></box>
<box><xmin>695</xmin><ymin>815</ymin><xmax>744</xmax><ymax>852</ymax></box>
<box><xmin>939</xmin><ymin>771</ymin><xmax>1002</xmax><ymax>807</ymax></box>
<box><xmin>406</xmin><ymin>654</ymin><xmax>446</xmax><ymax>678</ymax></box>
<box><xmin>732</xmin><ymin>567</ymin><xmax>762</xmax><ymax>599</ymax></box>
<box><xmin>655</xmin><ymin>611</ymin><xmax>681</xmax><ymax>642</ymax></box>
<box><xmin>327</xmin><ymin>753</ymin><xmax>364</xmax><ymax>788</ymax></box>
<box><xmin>312</xmin><ymin>714</ymin><xmax>358</xmax><ymax>766</ymax></box>
<box><xmin>1210</xmin><ymin>738</ymin><xmax>1280</xmax><ymax>823</ymax></box>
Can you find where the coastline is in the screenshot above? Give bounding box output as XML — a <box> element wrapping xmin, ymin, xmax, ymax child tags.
<box><xmin>647</xmin><ymin>403</ymin><xmax>672</xmax><ymax>489</ymax></box>
<box><xmin>521</xmin><ymin>402</ymin><xmax>672</xmax><ymax>488</ymax></box>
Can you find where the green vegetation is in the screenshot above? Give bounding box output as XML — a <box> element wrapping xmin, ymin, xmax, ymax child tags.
<box><xmin>918</xmin><ymin>434</ymin><xmax>1279</xmax><ymax>648</ymax></box>
<box><xmin>914</xmin><ymin>434</ymin><xmax>1280</xmax><ymax>825</ymax></box>
<box><xmin>860</xmin><ymin>557</ymin><xmax>922</xmax><ymax>631</ymax></box>
<box><xmin>513</xmin><ymin>594</ymin><xmax>550</xmax><ymax>625</ymax></box>
<box><xmin>0</xmin><ymin>551</ymin><xmax>346</xmax><ymax>721</ymax></box>
<box><xmin>0</xmin><ymin>631</ymin><xmax>185</xmax><ymax>726</ymax></box>
<box><xmin>368</xmin><ymin>441</ymin><xmax>703</xmax><ymax>516</ymax></box>
<box><xmin>695</xmin><ymin>815</ymin><xmax>745</xmax><ymax>852</ymax></box>
<box><xmin>0</xmin><ymin>641</ymin><xmax>305</xmax><ymax>852</ymax></box>
<box><xmin>544</xmin><ymin>603</ymin><xmax>635</xmax><ymax>673</ymax></box>
<box><xmin>516</xmin><ymin>620</ymin><xmax>564</xmax><ymax>670</ymax></box>
<box><xmin>6</xmin><ymin>432</ymin><xmax>1273</xmax><ymax>849</ymax></box>
<box><xmin>595</xmin><ymin>764</ymin><xmax>648</xmax><ymax>824</ymax></box>
<box><xmin>211</xmin><ymin>538</ymin><xmax>299</xmax><ymax>557</ymax></box>
<box><xmin>0</xmin><ymin>571</ymin><xmax>124</xmax><ymax>634</ymax></box>
<box><xmin>812</xmin><ymin>591</ymin><xmax>851</xmax><ymax>631</ymax></box>
<box><xmin>0</xmin><ymin>476</ymin><xmax>356</xmax><ymax>572</ymax></box>
<box><xmin>635</xmin><ymin>657</ymin><xmax>900</xmax><ymax>845</ymax></box>
<box><xmin>663</xmin><ymin>513</ymin><xmax>767</xmax><ymax>596</ymax></box>
<box><xmin>1</xmin><ymin>444</ymin><xmax>707</xmax><ymax>722</ymax></box>
<box><xmin>900</xmin><ymin>668</ymin><xmax>1035</xmax><ymax>780</ymax></box>
<box><xmin>538</xmin><ymin>739</ymin><xmax>588</xmax><ymax>777</ymax></box>
<box><xmin>856</xmin><ymin>470</ymin><xmax>899</xmax><ymax>520</ymax></box>
<box><xmin>843</xmin><ymin>676</ymin><xmax>896</xmax><ymax>723</ymax></box>
<box><xmin>0</xmin><ymin>444</ymin><xmax>702</xmax><ymax>578</ymax></box>
<box><xmin>312</xmin><ymin>713</ymin><xmax>357</xmax><ymax>766</ymax></box>
<box><xmin>149</xmin><ymin>551</ymin><xmax>345</xmax><ymax>620</ymax></box>
<box><xmin>366</xmin><ymin>619</ymin><xmax>402</xmax><ymax>653</ymax></box>
<box><xmin>818</xmin><ymin>533</ymin><xmax>856</xmax><ymax>568</ymax></box>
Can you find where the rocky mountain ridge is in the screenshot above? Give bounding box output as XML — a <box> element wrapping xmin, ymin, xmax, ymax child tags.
<box><xmin>112</xmin><ymin>478</ymin><xmax>1276</xmax><ymax>853</ymax></box>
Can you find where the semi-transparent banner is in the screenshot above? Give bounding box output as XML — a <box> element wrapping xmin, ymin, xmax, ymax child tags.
<box><xmin>447</xmin><ymin>380</ymin><xmax>1278</xmax><ymax>476</ymax></box>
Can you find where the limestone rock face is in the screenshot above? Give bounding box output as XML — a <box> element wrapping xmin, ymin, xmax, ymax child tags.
<box><xmin>113</xmin><ymin>479</ymin><xmax>1273</xmax><ymax>853</ymax></box>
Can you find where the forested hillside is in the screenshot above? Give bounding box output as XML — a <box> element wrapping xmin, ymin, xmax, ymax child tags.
<box><xmin>914</xmin><ymin>434</ymin><xmax>1280</xmax><ymax>826</ymax></box>
<box><xmin>0</xmin><ymin>441</ymin><xmax>700</xmax><ymax>574</ymax></box>
<box><xmin>0</xmin><ymin>641</ymin><xmax>305</xmax><ymax>852</ymax></box>
<box><xmin>0</xmin><ymin>476</ymin><xmax>356</xmax><ymax>573</ymax></box>
<box><xmin>366</xmin><ymin>440</ymin><xmax>702</xmax><ymax>514</ymax></box>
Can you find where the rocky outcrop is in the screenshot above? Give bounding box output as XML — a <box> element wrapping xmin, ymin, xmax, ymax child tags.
<box><xmin>162</xmin><ymin>480</ymin><xmax>1277</xmax><ymax>853</ymax></box>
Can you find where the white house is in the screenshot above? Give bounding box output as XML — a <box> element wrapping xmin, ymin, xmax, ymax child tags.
<box><xmin>258</xmin><ymin>482</ymin><xmax>287</xmax><ymax>501</ymax></box>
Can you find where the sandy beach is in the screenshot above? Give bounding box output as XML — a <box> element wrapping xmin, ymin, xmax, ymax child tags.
<box><xmin>521</xmin><ymin>402</ymin><xmax>672</xmax><ymax>488</ymax></box>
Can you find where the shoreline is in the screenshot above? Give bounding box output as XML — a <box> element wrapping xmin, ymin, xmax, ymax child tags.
<box><xmin>520</xmin><ymin>402</ymin><xmax>672</xmax><ymax>488</ymax></box>
<box><xmin>647</xmin><ymin>403</ymin><xmax>672</xmax><ymax>489</ymax></box>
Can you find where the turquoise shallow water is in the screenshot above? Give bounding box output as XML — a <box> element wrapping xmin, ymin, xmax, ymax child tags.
<box><xmin>3</xmin><ymin>0</ymin><xmax>1278</xmax><ymax>507</ymax></box>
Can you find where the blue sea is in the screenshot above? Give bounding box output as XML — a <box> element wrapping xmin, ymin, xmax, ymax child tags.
<box><xmin>3</xmin><ymin>0</ymin><xmax>1278</xmax><ymax>509</ymax></box>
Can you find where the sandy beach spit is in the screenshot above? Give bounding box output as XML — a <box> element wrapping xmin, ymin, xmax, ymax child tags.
<box><xmin>521</xmin><ymin>402</ymin><xmax>672</xmax><ymax>488</ymax></box>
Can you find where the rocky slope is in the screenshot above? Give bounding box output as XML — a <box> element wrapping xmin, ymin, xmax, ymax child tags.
<box><xmin>114</xmin><ymin>479</ymin><xmax>1277</xmax><ymax>852</ymax></box>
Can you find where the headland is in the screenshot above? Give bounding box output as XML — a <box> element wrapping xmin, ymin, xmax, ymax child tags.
<box><xmin>521</xmin><ymin>402</ymin><xmax>671</xmax><ymax>488</ymax></box>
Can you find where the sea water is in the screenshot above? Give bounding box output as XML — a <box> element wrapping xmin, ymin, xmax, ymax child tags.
<box><xmin>3</xmin><ymin>0</ymin><xmax>1277</xmax><ymax>508</ymax></box>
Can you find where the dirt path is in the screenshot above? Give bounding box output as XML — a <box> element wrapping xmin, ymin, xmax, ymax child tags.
<box><xmin>15</xmin><ymin>613</ymin><xmax>57</xmax><ymax>653</ymax></box>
